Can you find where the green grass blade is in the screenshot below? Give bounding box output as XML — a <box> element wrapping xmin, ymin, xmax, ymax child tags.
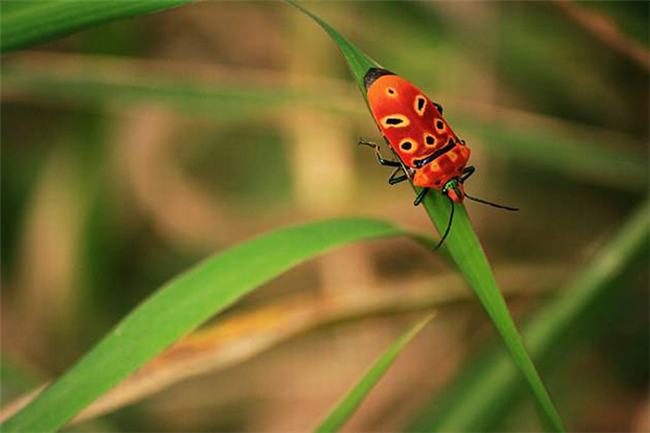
<box><xmin>409</xmin><ymin>200</ymin><xmax>649</xmax><ymax>431</ymax></box>
<box><xmin>423</xmin><ymin>195</ymin><xmax>565</xmax><ymax>433</ymax></box>
<box><xmin>0</xmin><ymin>57</ymin><xmax>355</xmax><ymax>119</ymax></box>
<box><xmin>286</xmin><ymin>0</ymin><xmax>379</xmax><ymax>97</ymax></box>
<box><xmin>1</xmin><ymin>218</ymin><xmax>421</xmax><ymax>433</ymax></box>
<box><xmin>460</xmin><ymin>119</ymin><xmax>648</xmax><ymax>191</ymax></box>
<box><xmin>316</xmin><ymin>314</ymin><xmax>434</xmax><ymax>433</ymax></box>
<box><xmin>0</xmin><ymin>0</ymin><xmax>193</xmax><ymax>53</ymax></box>
<box><xmin>288</xmin><ymin>3</ymin><xmax>565</xmax><ymax>431</ymax></box>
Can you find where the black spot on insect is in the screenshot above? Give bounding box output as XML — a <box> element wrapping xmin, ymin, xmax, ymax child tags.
<box><xmin>436</xmin><ymin>120</ymin><xmax>445</xmax><ymax>130</ymax></box>
<box><xmin>388</xmin><ymin>88</ymin><xmax>396</xmax><ymax>95</ymax></box>
<box><xmin>417</xmin><ymin>97</ymin><xmax>425</xmax><ymax>111</ymax></box>
<box><xmin>386</xmin><ymin>117</ymin><xmax>404</xmax><ymax>125</ymax></box>
<box><xmin>401</xmin><ymin>141</ymin><xmax>413</xmax><ymax>151</ymax></box>
<box><xmin>425</xmin><ymin>135</ymin><xmax>435</xmax><ymax>145</ymax></box>
<box><xmin>364</xmin><ymin>67</ymin><xmax>396</xmax><ymax>90</ymax></box>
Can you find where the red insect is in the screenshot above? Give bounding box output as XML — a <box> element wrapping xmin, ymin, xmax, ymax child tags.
<box><xmin>360</xmin><ymin>68</ymin><xmax>516</xmax><ymax>247</ymax></box>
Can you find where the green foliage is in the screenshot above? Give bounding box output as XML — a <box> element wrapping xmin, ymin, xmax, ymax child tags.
<box><xmin>316</xmin><ymin>314</ymin><xmax>433</xmax><ymax>433</ymax></box>
<box><xmin>288</xmin><ymin>2</ymin><xmax>565</xmax><ymax>431</ymax></box>
<box><xmin>286</xmin><ymin>0</ymin><xmax>379</xmax><ymax>97</ymax></box>
<box><xmin>0</xmin><ymin>0</ymin><xmax>192</xmax><ymax>53</ymax></box>
<box><xmin>409</xmin><ymin>200</ymin><xmax>649</xmax><ymax>431</ymax></box>
<box><xmin>2</xmin><ymin>218</ymin><xmax>424</xmax><ymax>433</ymax></box>
<box><xmin>460</xmin><ymin>119</ymin><xmax>647</xmax><ymax>191</ymax></box>
<box><xmin>2</xmin><ymin>63</ymin><xmax>645</xmax><ymax>191</ymax></box>
<box><xmin>1</xmin><ymin>1</ymin><xmax>646</xmax><ymax>432</ymax></box>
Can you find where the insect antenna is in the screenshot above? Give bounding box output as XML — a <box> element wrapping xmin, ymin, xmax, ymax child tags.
<box><xmin>434</xmin><ymin>196</ymin><xmax>455</xmax><ymax>251</ymax></box>
<box><xmin>464</xmin><ymin>193</ymin><xmax>519</xmax><ymax>211</ymax></box>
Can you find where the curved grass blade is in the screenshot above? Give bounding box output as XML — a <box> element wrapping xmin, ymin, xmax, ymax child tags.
<box><xmin>286</xmin><ymin>0</ymin><xmax>379</xmax><ymax>97</ymax></box>
<box><xmin>409</xmin><ymin>200</ymin><xmax>649</xmax><ymax>431</ymax></box>
<box><xmin>1</xmin><ymin>218</ymin><xmax>422</xmax><ymax>433</ymax></box>
<box><xmin>316</xmin><ymin>314</ymin><xmax>434</xmax><ymax>433</ymax></box>
<box><xmin>0</xmin><ymin>0</ymin><xmax>193</xmax><ymax>53</ymax></box>
<box><xmin>288</xmin><ymin>2</ymin><xmax>565</xmax><ymax>431</ymax></box>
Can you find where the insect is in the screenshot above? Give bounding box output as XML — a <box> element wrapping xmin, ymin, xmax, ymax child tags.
<box><xmin>360</xmin><ymin>67</ymin><xmax>517</xmax><ymax>249</ymax></box>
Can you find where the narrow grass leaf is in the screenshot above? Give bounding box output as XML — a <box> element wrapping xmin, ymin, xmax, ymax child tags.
<box><xmin>0</xmin><ymin>0</ymin><xmax>193</xmax><ymax>53</ymax></box>
<box><xmin>288</xmin><ymin>2</ymin><xmax>565</xmax><ymax>431</ymax></box>
<box><xmin>286</xmin><ymin>0</ymin><xmax>379</xmax><ymax>97</ymax></box>
<box><xmin>408</xmin><ymin>200</ymin><xmax>649</xmax><ymax>431</ymax></box>
<box><xmin>316</xmin><ymin>314</ymin><xmax>434</xmax><ymax>433</ymax></box>
<box><xmin>460</xmin><ymin>119</ymin><xmax>647</xmax><ymax>191</ymax></box>
<box><xmin>1</xmin><ymin>218</ymin><xmax>422</xmax><ymax>433</ymax></box>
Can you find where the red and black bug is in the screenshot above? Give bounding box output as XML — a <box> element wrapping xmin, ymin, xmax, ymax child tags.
<box><xmin>359</xmin><ymin>68</ymin><xmax>517</xmax><ymax>248</ymax></box>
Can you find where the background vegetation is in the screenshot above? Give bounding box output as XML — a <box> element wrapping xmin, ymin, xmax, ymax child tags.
<box><xmin>1</xmin><ymin>1</ymin><xmax>648</xmax><ymax>431</ymax></box>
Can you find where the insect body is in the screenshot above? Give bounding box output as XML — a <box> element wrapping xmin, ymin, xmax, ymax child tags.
<box><xmin>364</xmin><ymin>67</ymin><xmax>472</xmax><ymax>204</ymax></box>
<box><xmin>360</xmin><ymin>67</ymin><xmax>517</xmax><ymax>248</ymax></box>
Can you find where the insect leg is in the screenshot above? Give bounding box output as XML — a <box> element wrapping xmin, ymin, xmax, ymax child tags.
<box><xmin>461</xmin><ymin>166</ymin><xmax>475</xmax><ymax>183</ymax></box>
<box><xmin>433</xmin><ymin>102</ymin><xmax>444</xmax><ymax>114</ymax></box>
<box><xmin>413</xmin><ymin>188</ymin><xmax>430</xmax><ymax>206</ymax></box>
<box><xmin>388</xmin><ymin>167</ymin><xmax>408</xmax><ymax>185</ymax></box>
<box><xmin>358</xmin><ymin>138</ymin><xmax>379</xmax><ymax>148</ymax></box>
<box><xmin>376</xmin><ymin>154</ymin><xmax>402</xmax><ymax>167</ymax></box>
<box><xmin>358</xmin><ymin>138</ymin><xmax>401</xmax><ymax>167</ymax></box>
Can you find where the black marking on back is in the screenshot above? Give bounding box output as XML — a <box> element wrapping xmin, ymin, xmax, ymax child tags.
<box><xmin>417</xmin><ymin>97</ymin><xmax>426</xmax><ymax>111</ymax></box>
<box><xmin>414</xmin><ymin>139</ymin><xmax>457</xmax><ymax>168</ymax></box>
<box><xmin>364</xmin><ymin>67</ymin><xmax>395</xmax><ymax>90</ymax></box>
<box><xmin>385</xmin><ymin>117</ymin><xmax>404</xmax><ymax>125</ymax></box>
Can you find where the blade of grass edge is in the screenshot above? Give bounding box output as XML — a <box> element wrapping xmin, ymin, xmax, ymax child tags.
<box><xmin>0</xmin><ymin>0</ymin><xmax>193</xmax><ymax>53</ymax></box>
<box><xmin>286</xmin><ymin>2</ymin><xmax>565</xmax><ymax>431</ymax></box>
<box><xmin>286</xmin><ymin>0</ymin><xmax>379</xmax><ymax>97</ymax></box>
<box><xmin>408</xmin><ymin>200</ymin><xmax>649</xmax><ymax>431</ymax></box>
<box><xmin>315</xmin><ymin>314</ymin><xmax>434</xmax><ymax>433</ymax></box>
<box><xmin>423</xmin><ymin>194</ymin><xmax>566</xmax><ymax>433</ymax></box>
<box><xmin>2</xmin><ymin>218</ymin><xmax>424</xmax><ymax>433</ymax></box>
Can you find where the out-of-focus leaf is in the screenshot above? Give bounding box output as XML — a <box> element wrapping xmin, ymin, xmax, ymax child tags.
<box><xmin>3</xmin><ymin>53</ymin><xmax>646</xmax><ymax>191</ymax></box>
<box><xmin>1</xmin><ymin>218</ymin><xmax>424</xmax><ymax>433</ymax></box>
<box><xmin>315</xmin><ymin>314</ymin><xmax>433</xmax><ymax>433</ymax></box>
<box><xmin>460</xmin><ymin>119</ymin><xmax>647</xmax><ymax>190</ymax></box>
<box><xmin>0</xmin><ymin>0</ymin><xmax>193</xmax><ymax>53</ymax></box>
<box><xmin>0</xmin><ymin>263</ymin><xmax>567</xmax><ymax>425</ymax></box>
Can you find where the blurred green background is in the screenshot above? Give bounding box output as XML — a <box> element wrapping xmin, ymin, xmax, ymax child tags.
<box><xmin>1</xmin><ymin>1</ymin><xmax>648</xmax><ymax>431</ymax></box>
